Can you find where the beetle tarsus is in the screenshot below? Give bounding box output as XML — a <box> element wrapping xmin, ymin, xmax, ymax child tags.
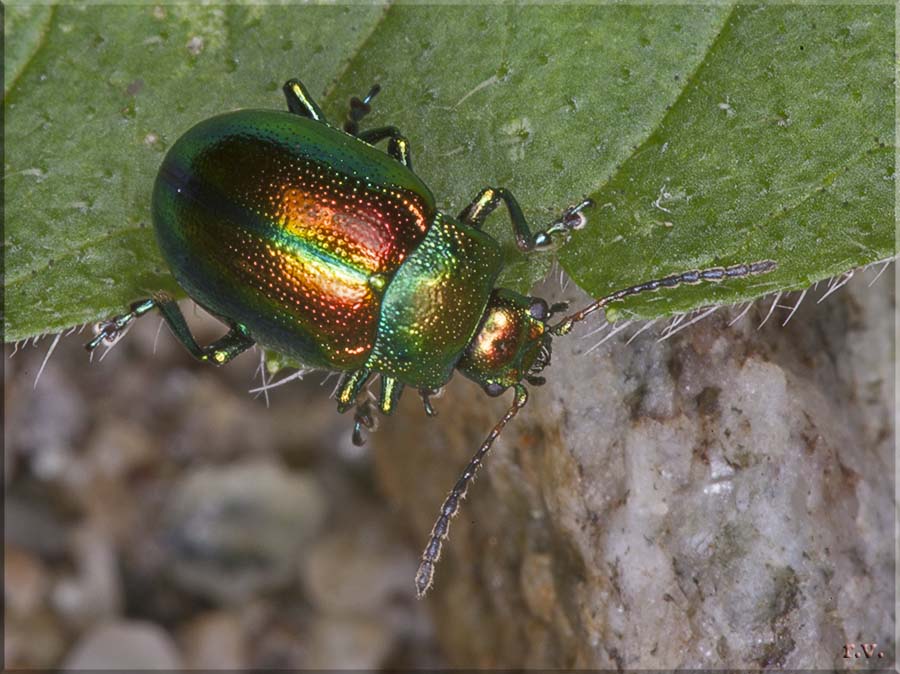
<box><xmin>344</xmin><ymin>83</ymin><xmax>382</xmax><ymax>135</ymax></box>
<box><xmin>85</xmin><ymin>321</ymin><xmax>120</xmax><ymax>352</ymax></box>
<box><xmin>85</xmin><ymin>298</ymin><xmax>158</xmax><ymax>353</ymax></box>
<box><xmin>547</xmin><ymin>198</ymin><xmax>594</xmax><ymax>238</ymax></box>
<box><xmin>419</xmin><ymin>388</ymin><xmax>439</xmax><ymax>417</ymax></box>
<box><xmin>459</xmin><ymin>188</ymin><xmax>595</xmax><ymax>252</ymax></box>
<box><xmin>351</xmin><ymin>400</ymin><xmax>376</xmax><ymax>446</ymax></box>
<box><xmin>548</xmin><ymin>301</ymin><xmax>569</xmax><ymax>318</ymax></box>
<box><xmin>361</xmin><ymin>83</ymin><xmax>381</xmax><ymax>106</ymax></box>
<box><xmin>357</xmin><ymin>126</ymin><xmax>413</xmax><ymax>168</ymax></box>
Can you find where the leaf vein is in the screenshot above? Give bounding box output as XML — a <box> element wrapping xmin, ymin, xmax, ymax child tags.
<box><xmin>582</xmin><ymin>3</ymin><xmax>739</xmax><ymax>202</ymax></box>
<box><xmin>322</xmin><ymin>1</ymin><xmax>393</xmax><ymax>104</ymax></box>
<box><xmin>5</xmin><ymin>5</ymin><xmax>57</xmax><ymax>103</ymax></box>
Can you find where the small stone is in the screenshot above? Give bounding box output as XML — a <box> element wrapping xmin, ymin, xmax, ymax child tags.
<box><xmin>162</xmin><ymin>461</ymin><xmax>325</xmax><ymax>603</ymax></box>
<box><xmin>5</xmin><ymin>495</ymin><xmax>69</xmax><ymax>558</ymax></box>
<box><xmin>4</xmin><ymin>546</ymin><xmax>49</xmax><ymax>615</ymax></box>
<box><xmin>5</xmin><ymin>609</ymin><xmax>67</xmax><ymax>669</ymax></box>
<box><xmin>302</xmin><ymin>512</ymin><xmax>417</xmax><ymax>613</ymax></box>
<box><xmin>51</xmin><ymin>526</ymin><xmax>122</xmax><ymax>626</ymax></box>
<box><xmin>86</xmin><ymin>421</ymin><xmax>155</xmax><ymax>480</ymax></box>
<box><xmin>8</xmin><ymin>364</ymin><xmax>87</xmax><ymax>483</ymax></box>
<box><xmin>304</xmin><ymin>615</ymin><xmax>394</xmax><ymax>669</ymax></box>
<box><xmin>519</xmin><ymin>552</ymin><xmax>557</xmax><ymax>623</ymax></box>
<box><xmin>62</xmin><ymin>621</ymin><xmax>182</xmax><ymax>670</ymax></box>
<box><xmin>179</xmin><ymin>610</ymin><xmax>246</xmax><ymax>669</ymax></box>
<box><xmin>251</xmin><ymin>621</ymin><xmax>306</xmax><ymax>669</ymax></box>
<box><xmin>165</xmin><ymin>376</ymin><xmax>276</xmax><ymax>461</ymax></box>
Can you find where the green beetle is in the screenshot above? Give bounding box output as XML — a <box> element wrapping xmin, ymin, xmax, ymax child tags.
<box><xmin>87</xmin><ymin>78</ymin><xmax>775</xmax><ymax>597</ymax></box>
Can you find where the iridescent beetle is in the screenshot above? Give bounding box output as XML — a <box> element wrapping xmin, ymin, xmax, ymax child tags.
<box><xmin>87</xmin><ymin>77</ymin><xmax>775</xmax><ymax>597</ymax></box>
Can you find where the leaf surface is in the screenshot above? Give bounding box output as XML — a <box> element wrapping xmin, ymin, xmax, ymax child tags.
<box><xmin>4</xmin><ymin>4</ymin><xmax>894</xmax><ymax>340</ymax></box>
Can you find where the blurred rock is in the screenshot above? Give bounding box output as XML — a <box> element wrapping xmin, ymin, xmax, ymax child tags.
<box><xmin>179</xmin><ymin>610</ymin><xmax>247</xmax><ymax>669</ymax></box>
<box><xmin>85</xmin><ymin>420</ymin><xmax>156</xmax><ymax>481</ymax></box>
<box><xmin>250</xmin><ymin>619</ymin><xmax>307</xmax><ymax>669</ymax></box>
<box><xmin>62</xmin><ymin>621</ymin><xmax>182</xmax><ymax>670</ymax></box>
<box><xmin>304</xmin><ymin>614</ymin><xmax>395</xmax><ymax>669</ymax></box>
<box><xmin>5</xmin><ymin>545</ymin><xmax>50</xmax><ymax>615</ymax></box>
<box><xmin>165</xmin><ymin>375</ymin><xmax>276</xmax><ymax>462</ymax></box>
<box><xmin>4</xmin><ymin>545</ymin><xmax>64</xmax><ymax>669</ymax></box>
<box><xmin>4</xmin><ymin>608</ymin><xmax>68</xmax><ymax>669</ymax></box>
<box><xmin>302</xmin><ymin>511</ymin><xmax>418</xmax><ymax>614</ymax></box>
<box><xmin>374</xmin><ymin>271</ymin><xmax>895</xmax><ymax>668</ymax></box>
<box><xmin>2</xmin><ymin>302</ymin><xmax>440</xmax><ymax>669</ymax></box>
<box><xmin>162</xmin><ymin>460</ymin><xmax>326</xmax><ymax>603</ymax></box>
<box><xmin>52</xmin><ymin>526</ymin><xmax>122</xmax><ymax>627</ymax></box>
<box><xmin>7</xmin><ymin>363</ymin><xmax>87</xmax><ymax>484</ymax></box>
<box><xmin>5</xmin><ymin>492</ymin><xmax>71</xmax><ymax>559</ymax></box>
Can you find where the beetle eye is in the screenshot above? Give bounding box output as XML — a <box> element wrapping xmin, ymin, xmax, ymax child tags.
<box><xmin>484</xmin><ymin>382</ymin><xmax>507</xmax><ymax>397</ymax></box>
<box><xmin>529</xmin><ymin>298</ymin><xmax>550</xmax><ymax>321</ymax></box>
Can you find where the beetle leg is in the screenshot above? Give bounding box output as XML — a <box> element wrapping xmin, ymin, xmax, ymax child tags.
<box><xmin>352</xmin><ymin>399</ymin><xmax>377</xmax><ymax>446</ymax></box>
<box><xmin>86</xmin><ymin>293</ymin><xmax>255</xmax><ymax>365</ymax></box>
<box><xmin>548</xmin><ymin>301</ymin><xmax>569</xmax><ymax>318</ymax></box>
<box><xmin>378</xmin><ymin>376</ymin><xmax>404</xmax><ymax>415</ymax></box>
<box><xmin>458</xmin><ymin>187</ymin><xmax>593</xmax><ymax>252</ymax></box>
<box><xmin>343</xmin><ymin>83</ymin><xmax>381</xmax><ymax>135</ymax></box>
<box><xmin>282</xmin><ymin>78</ymin><xmax>326</xmax><ymax>122</ymax></box>
<box><xmin>357</xmin><ymin>126</ymin><xmax>413</xmax><ymax>169</ymax></box>
<box><xmin>158</xmin><ymin>305</ymin><xmax>254</xmax><ymax>365</ymax></box>
<box><xmin>151</xmin><ymin>294</ymin><xmax>255</xmax><ymax>364</ymax></box>
<box><xmin>335</xmin><ymin>368</ymin><xmax>372</xmax><ymax>413</ymax></box>
<box><xmin>85</xmin><ymin>297</ymin><xmax>157</xmax><ymax>352</ymax></box>
<box><xmin>418</xmin><ymin>388</ymin><xmax>438</xmax><ymax>417</ymax></box>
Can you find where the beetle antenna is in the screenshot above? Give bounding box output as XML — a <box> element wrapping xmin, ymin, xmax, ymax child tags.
<box><xmin>549</xmin><ymin>260</ymin><xmax>777</xmax><ymax>337</ymax></box>
<box><xmin>414</xmin><ymin>383</ymin><xmax>528</xmax><ymax>598</ymax></box>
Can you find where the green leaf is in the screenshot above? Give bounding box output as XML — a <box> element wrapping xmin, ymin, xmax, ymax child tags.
<box><xmin>557</xmin><ymin>5</ymin><xmax>896</xmax><ymax>320</ymax></box>
<box><xmin>4</xmin><ymin>4</ymin><xmax>54</xmax><ymax>97</ymax></box>
<box><xmin>4</xmin><ymin>4</ymin><xmax>894</xmax><ymax>341</ymax></box>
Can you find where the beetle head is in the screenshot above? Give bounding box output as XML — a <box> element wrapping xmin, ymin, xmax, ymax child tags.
<box><xmin>457</xmin><ymin>288</ymin><xmax>553</xmax><ymax>396</ymax></box>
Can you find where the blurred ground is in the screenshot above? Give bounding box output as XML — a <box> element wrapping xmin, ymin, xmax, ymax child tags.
<box><xmin>4</xmin><ymin>306</ymin><xmax>444</xmax><ymax>669</ymax></box>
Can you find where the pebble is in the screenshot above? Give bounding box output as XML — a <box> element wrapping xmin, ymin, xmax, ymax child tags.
<box><xmin>62</xmin><ymin>621</ymin><xmax>183</xmax><ymax>670</ymax></box>
<box><xmin>304</xmin><ymin>615</ymin><xmax>394</xmax><ymax>669</ymax></box>
<box><xmin>5</xmin><ymin>545</ymin><xmax>49</xmax><ymax>615</ymax></box>
<box><xmin>162</xmin><ymin>461</ymin><xmax>326</xmax><ymax>603</ymax></box>
<box><xmin>179</xmin><ymin>610</ymin><xmax>247</xmax><ymax>669</ymax></box>
<box><xmin>302</xmin><ymin>512</ymin><xmax>417</xmax><ymax>614</ymax></box>
<box><xmin>6</xmin><ymin>609</ymin><xmax>67</xmax><ymax>669</ymax></box>
<box><xmin>8</xmin><ymin>365</ymin><xmax>87</xmax><ymax>483</ymax></box>
<box><xmin>51</xmin><ymin>526</ymin><xmax>122</xmax><ymax>626</ymax></box>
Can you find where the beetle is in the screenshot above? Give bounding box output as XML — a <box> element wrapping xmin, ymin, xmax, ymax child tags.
<box><xmin>86</xmin><ymin>77</ymin><xmax>776</xmax><ymax>597</ymax></box>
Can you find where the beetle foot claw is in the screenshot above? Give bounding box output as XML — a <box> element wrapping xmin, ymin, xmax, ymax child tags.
<box><xmin>351</xmin><ymin>401</ymin><xmax>377</xmax><ymax>446</ymax></box>
<box><xmin>85</xmin><ymin>319</ymin><xmax>125</xmax><ymax>352</ymax></box>
<box><xmin>557</xmin><ymin>198</ymin><xmax>594</xmax><ymax>231</ymax></box>
<box><xmin>419</xmin><ymin>388</ymin><xmax>438</xmax><ymax>417</ymax></box>
<box><xmin>351</xmin><ymin>423</ymin><xmax>366</xmax><ymax>446</ymax></box>
<box><xmin>548</xmin><ymin>302</ymin><xmax>569</xmax><ymax>318</ymax></box>
<box><xmin>540</xmin><ymin>198</ymin><xmax>594</xmax><ymax>248</ymax></box>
